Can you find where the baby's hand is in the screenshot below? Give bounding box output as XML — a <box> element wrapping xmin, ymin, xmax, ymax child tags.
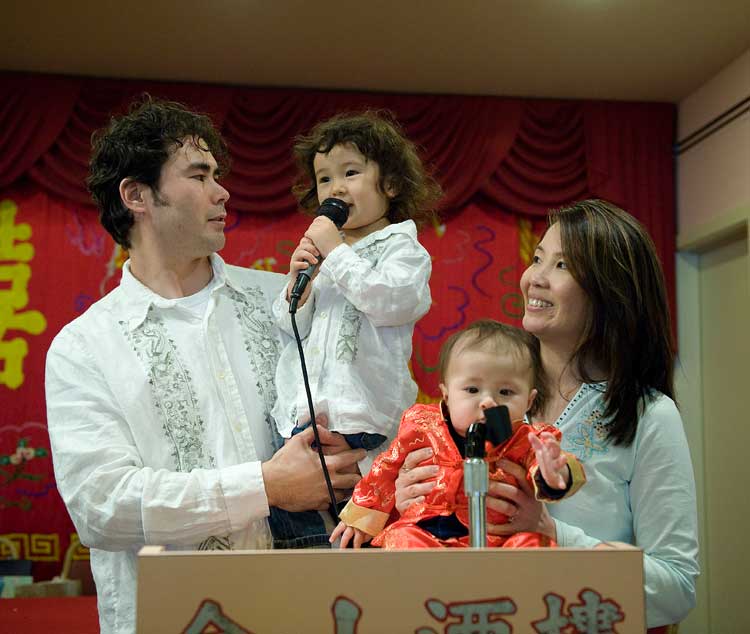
<box><xmin>330</xmin><ymin>521</ymin><xmax>372</xmax><ymax>549</ymax></box>
<box><xmin>529</xmin><ymin>432</ymin><xmax>569</xmax><ymax>490</ymax></box>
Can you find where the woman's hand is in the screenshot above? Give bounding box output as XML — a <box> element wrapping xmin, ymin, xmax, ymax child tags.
<box><xmin>487</xmin><ymin>459</ymin><xmax>556</xmax><ymax>540</ymax></box>
<box><xmin>394</xmin><ymin>447</ymin><xmax>439</xmax><ymax>514</ymax></box>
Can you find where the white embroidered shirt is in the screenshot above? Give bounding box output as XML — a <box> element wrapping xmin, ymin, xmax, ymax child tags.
<box><xmin>45</xmin><ymin>255</ymin><xmax>286</xmax><ymax>634</ymax></box>
<box><xmin>272</xmin><ymin>220</ymin><xmax>431</xmax><ymax>445</ymax></box>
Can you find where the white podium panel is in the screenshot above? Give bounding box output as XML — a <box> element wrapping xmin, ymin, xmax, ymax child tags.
<box><xmin>137</xmin><ymin>545</ymin><xmax>645</xmax><ymax>633</ymax></box>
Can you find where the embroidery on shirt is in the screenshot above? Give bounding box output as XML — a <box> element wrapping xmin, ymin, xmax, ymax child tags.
<box><xmin>120</xmin><ymin>308</ymin><xmax>215</xmax><ymax>472</ymax></box>
<box><xmin>563</xmin><ymin>408</ymin><xmax>610</xmax><ymax>461</ymax></box>
<box><xmin>227</xmin><ymin>285</ymin><xmax>283</xmax><ymax>450</ymax></box>
<box><xmin>336</xmin><ymin>301</ymin><xmax>363</xmax><ymax>362</ymax></box>
<box><xmin>356</xmin><ymin>238</ymin><xmax>388</xmax><ymax>265</ymax></box>
<box><xmin>335</xmin><ymin>239</ymin><xmax>387</xmax><ymax>363</ymax></box>
<box><xmin>198</xmin><ymin>535</ymin><xmax>233</xmax><ymax>551</ymax></box>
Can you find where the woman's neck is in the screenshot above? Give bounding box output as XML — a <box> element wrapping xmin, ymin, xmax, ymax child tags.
<box><xmin>537</xmin><ymin>339</ymin><xmax>604</xmax><ymax>424</ymax></box>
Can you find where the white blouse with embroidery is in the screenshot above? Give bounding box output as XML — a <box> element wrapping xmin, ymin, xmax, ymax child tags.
<box><xmin>45</xmin><ymin>255</ymin><xmax>287</xmax><ymax>634</ymax></box>
<box><xmin>272</xmin><ymin>220</ymin><xmax>432</xmax><ymax>444</ymax></box>
<box><xmin>544</xmin><ymin>383</ymin><xmax>699</xmax><ymax>628</ymax></box>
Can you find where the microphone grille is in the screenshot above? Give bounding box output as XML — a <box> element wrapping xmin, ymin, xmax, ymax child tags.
<box><xmin>319</xmin><ymin>197</ymin><xmax>349</xmax><ymax>229</ymax></box>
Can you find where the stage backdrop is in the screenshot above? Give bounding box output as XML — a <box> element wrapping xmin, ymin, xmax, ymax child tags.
<box><xmin>0</xmin><ymin>72</ymin><xmax>676</xmax><ymax>581</ymax></box>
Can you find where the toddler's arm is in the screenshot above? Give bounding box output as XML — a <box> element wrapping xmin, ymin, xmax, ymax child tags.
<box><xmin>319</xmin><ymin>232</ymin><xmax>431</xmax><ymax>327</ymax></box>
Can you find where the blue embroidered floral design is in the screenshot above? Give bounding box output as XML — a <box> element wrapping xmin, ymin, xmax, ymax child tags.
<box><xmin>563</xmin><ymin>408</ymin><xmax>610</xmax><ymax>461</ymax></box>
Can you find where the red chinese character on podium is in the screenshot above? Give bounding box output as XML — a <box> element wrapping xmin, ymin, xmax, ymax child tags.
<box><xmin>532</xmin><ymin>589</ymin><xmax>625</xmax><ymax>634</ymax></box>
<box><xmin>418</xmin><ymin>596</ymin><xmax>517</xmax><ymax>634</ymax></box>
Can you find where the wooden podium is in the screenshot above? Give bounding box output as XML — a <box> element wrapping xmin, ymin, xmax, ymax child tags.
<box><xmin>137</xmin><ymin>545</ymin><xmax>645</xmax><ymax>633</ymax></box>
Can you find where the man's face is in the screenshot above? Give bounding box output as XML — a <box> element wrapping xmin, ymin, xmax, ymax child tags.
<box><xmin>145</xmin><ymin>138</ymin><xmax>230</xmax><ymax>261</ymax></box>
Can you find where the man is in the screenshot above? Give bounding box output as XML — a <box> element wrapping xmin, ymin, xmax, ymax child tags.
<box><xmin>45</xmin><ymin>96</ymin><xmax>364</xmax><ymax>634</ymax></box>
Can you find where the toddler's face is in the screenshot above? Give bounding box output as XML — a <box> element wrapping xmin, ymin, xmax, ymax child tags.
<box><xmin>313</xmin><ymin>143</ymin><xmax>394</xmax><ymax>236</ymax></box>
<box><xmin>439</xmin><ymin>346</ymin><xmax>536</xmax><ymax>437</ymax></box>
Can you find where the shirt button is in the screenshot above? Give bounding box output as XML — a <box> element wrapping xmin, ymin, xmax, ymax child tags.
<box><xmin>219</xmin><ymin>372</ymin><xmax>226</xmax><ymax>380</ymax></box>
<box><xmin>311</xmin><ymin>347</ymin><xmax>320</xmax><ymax>355</ymax></box>
<box><xmin>319</xmin><ymin>312</ymin><xmax>326</xmax><ymax>319</ymax></box>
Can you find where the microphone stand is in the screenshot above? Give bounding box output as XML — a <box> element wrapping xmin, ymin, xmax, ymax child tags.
<box><xmin>464</xmin><ymin>422</ymin><xmax>488</xmax><ymax>548</ymax></box>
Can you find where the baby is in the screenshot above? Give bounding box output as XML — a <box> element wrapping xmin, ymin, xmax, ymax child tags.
<box><xmin>331</xmin><ymin>319</ymin><xmax>586</xmax><ymax>548</ymax></box>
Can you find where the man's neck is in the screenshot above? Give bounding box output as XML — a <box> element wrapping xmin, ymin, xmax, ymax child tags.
<box><xmin>128</xmin><ymin>251</ymin><xmax>214</xmax><ymax>299</ymax></box>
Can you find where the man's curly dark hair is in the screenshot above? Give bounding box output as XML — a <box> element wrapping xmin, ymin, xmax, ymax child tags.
<box><xmin>87</xmin><ymin>95</ymin><xmax>229</xmax><ymax>248</ymax></box>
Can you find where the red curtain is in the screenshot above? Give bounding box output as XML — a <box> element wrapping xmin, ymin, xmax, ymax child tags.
<box><xmin>0</xmin><ymin>72</ymin><xmax>675</xmax><ymax>580</ymax></box>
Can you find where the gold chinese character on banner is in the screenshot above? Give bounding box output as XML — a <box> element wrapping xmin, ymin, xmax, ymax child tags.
<box><xmin>0</xmin><ymin>200</ymin><xmax>47</xmax><ymax>389</ymax></box>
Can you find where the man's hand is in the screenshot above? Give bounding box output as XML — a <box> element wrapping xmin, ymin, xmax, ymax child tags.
<box><xmin>262</xmin><ymin>427</ymin><xmax>364</xmax><ymax>512</ymax></box>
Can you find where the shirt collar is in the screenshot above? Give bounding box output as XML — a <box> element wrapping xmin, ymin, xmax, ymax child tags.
<box><xmin>119</xmin><ymin>254</ymin><xmax>234</xmax><ymax>331</ymax></box>
<box><xmin>351</xmin><ymin>219</ymin><xmax>418</xmax><ymax>250</ymax></box>
<box><xmin>584</xmin><ymin>381</ymin><xmax>608</xmax><ymax>393</ymax></box>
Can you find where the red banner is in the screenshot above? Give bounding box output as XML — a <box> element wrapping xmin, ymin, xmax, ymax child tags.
<box><xmin>0</xmin><ymin>185</ymin><xmax>545</xmax><ymax>580</ymax></box>
<box><xmin>0</xmin><ymin>74</ymin><xmax>676</xmax><ymax>581</ymax></box>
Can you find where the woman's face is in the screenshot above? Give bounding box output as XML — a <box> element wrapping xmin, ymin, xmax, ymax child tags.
<box><xmin>519</xmin><ymin>223</ymin><xmax>590</xmax><ymax>347</ymax></box>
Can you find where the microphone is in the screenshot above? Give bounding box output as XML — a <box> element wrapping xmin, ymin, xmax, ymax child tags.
<box><xmin>289</xmin><ymin>197</ymin><xmax>349</xmax><ymax>313</ymax></box>
<box><xmin>485</xmin><ymin>405</ymin><xmax>512</xmax><ymax>447</ymax></box>
<box><xmin>464</xmin><ymin>421</ymin><xmax>488</xmax><ymax>548</ymax></box>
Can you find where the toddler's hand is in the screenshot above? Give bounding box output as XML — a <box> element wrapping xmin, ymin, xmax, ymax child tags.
<box><xmin>330</xmin><ymin>521</ymin><xmax>372</xmax><ymax>549</ymax></box>
<box><xmin>529</xmin><ymin>432</ymin><xmax>569</xmax><ymax>490</ymax></box>
<box><xmin>305</xmin><ymin>215</ymin><xmax>344</xmax><ymax>257</ymax></box>
<box><xmin>289</xmin><ymin>236</ymin><xmax>319</xmax><ymax>276</ymax></box>
<box><xmin>286</xmin><ymin>236</ymin><xmax>320</xmax><ymax>305</ymax></box>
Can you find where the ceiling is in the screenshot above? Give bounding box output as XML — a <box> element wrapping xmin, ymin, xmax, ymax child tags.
<box><xmin>2</xmin><ymin>0</ymin><xmax>749</xmax><ymax>103</ymax></box>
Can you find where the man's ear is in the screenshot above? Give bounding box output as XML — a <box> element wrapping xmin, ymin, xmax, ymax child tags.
<box><xmin>119</xmin><ymin>178</ymin><xmax>147</xmax><ymax>215</ymax></box>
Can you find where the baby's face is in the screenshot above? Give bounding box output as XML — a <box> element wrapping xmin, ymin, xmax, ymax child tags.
<box><xmin>439</xmin><ymin>346</ymin><xmax>536</xmax><ymax>437</ymax></box>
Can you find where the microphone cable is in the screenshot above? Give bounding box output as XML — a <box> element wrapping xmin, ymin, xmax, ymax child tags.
<box><xmin>285</xmin><ymin>197</ymin><xmax>350</xmax><ymax>522</ymax></box>
<box><xmin>289</xmin><ymin>309</ymin><xmax>340</xmax><ymax>521</ymax></box>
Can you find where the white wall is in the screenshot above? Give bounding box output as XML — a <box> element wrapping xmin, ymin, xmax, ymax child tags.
<box><xmin>675</xmin><ymin>48</ymin><xmax>750</xmax><ymax>634</ymax></box>
<box><xmin>677</xmin><ymin>49</ymin><xmax>750</xmax><ymax>240</ymax></box>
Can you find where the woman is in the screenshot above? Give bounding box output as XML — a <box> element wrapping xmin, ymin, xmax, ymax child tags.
<box><xmin>395</xmin><ymin>200</ymin><xmax>699</xmax><ymax>631</ymax></box>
